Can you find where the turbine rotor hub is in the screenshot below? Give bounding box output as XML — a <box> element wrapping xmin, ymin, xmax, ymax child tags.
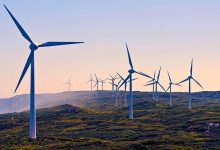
<box><xmin>29</xmin><ymin>43</ymin><xmax>38</xmax><ymax>51</ymax></box>
<box><xmin>128</xmin><ymin>69</ymin><xmax>134</xmax><ymax>74</ymax></box>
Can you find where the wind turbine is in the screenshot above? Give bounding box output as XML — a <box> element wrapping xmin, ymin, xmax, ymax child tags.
<box><xmin>117</xmin><ymin>72</ymin><xmax>138</xmax><ymax>107</ymax></box>
<box><xmin>118</xmin><ymin>43</ymin><xmax>153</xmax><ymax>119</ymax></box>
<box><xmin>99</xmin><ymin>78</ymin><xmax>107</xmax><ymax>91</ymax></box>
<box><xmin>166</xmin><ymin>72</ymin><xmax>181</xmax><ymax>106</ymax></box>
<box><xmin>146</xmin><ymin>67</ymin><xmax>166</xmax><ymax>101</ymax></box>
<box><xmin>144</xmin><ymin>71</ymin><xmax>156</xmax><ymax>99</ymax></box>
<box><xmin>65</xmin><ymin>78</ymin><xmax>72</xmax><ymax>91</ymax></box>
<box><xmin>110</xmin><ymin>79</ymin><xmax>122</xmax><ymax>109</ymax></box>
<box><xmin>4</xmin><ymin>5</ymin><xmax>84</xmax><ymax>139</ymax></box>
<box><xmin>87</xmin><ymin>74</ymin><xmax>94</xmax><ymax>91</ymax></box>
<box><xmin>93</xmin><ymin>74</ymin><xmax>100</xmax><ymax>98</ymax></box>
<box><xmin>108</xmin><ymin>74</ymin><xmax>118</xmax><ymax>92</ymax></box>
<box><xmin>177</xmin><ymin>59</ymin><xmax>203</xmax><ymax>110</ymax></box>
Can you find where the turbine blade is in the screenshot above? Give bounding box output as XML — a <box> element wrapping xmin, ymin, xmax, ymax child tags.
<box><xmin>95</xmin><ymin>74</ymin><xmax>98</xmax><ymax>81</ymax></box>
<box><xmin>125</xmin><ymin>43</ymin><xmax>133</xmax><ymax>69</ymax></box>
<box><xmin>167</xmin><ymin>71</ymin><xmax>172</xmax><ymax>83</ymax></box>
<box><xmin>144</xmin><ymin>82</ymin><xmax>154</xmax><ymax>86</ymax></box>
<box><xmin>158</xmin><ymin>82</ymin><xmax>166</xmax><ymax>92</ymax></box>
<box><xmin>134</xmin><ymin>71</ymin><xmax>153</xmax><ymax>80</ymax></box>
<box><xmin>131</xmin><ymin>78</ymin><xmax>138</xmax><ymax>81</ymax></box>
<box><xmin>190</xmin><ymin>58</ymin><xmax>193</xmax><ymax>76</ymax></box>
<box><xmin>192</xmin><ymin>77</ymin><xmax>204</xmax><ymax>89</ymax></box>
<box><xmin>118</xmin><ymin>74</ymin><xmax>130</xmax><ymax>90</ymax></box>
<box><xmin>147</xmin><ymin>79</ymin><xmax>154</xmax><ymax>83</ymax></box>
<box><xmin>157</xmin><ymin>67</ymin><xmax>161</xmax><ymax>81</ymax></box>
<box><xmin>116</xmin><ymin>72</ymin><xmax>125</xmax><ymax>81</ymax></box>
<box><xmin>38</xmin><ymin>42</ymin><xmax>84</xmax><ymax>47</ymax></box>
<box><xmin>177</xmin><ymin>78</ymin><xmax>188</xmax><ymax>84</ymax></box>
<box><xmin>14</xmin><ymin>52</ymin><xmax>34</xmax><ymax>93</ymax></box>
<box><xmin>174</xmin><ymin>83</ymin><xmax>182</xmax><ymax>86</ymax></box>
<box><xmin>166</xmin><ymin>86</ymin><xmax>171</xmax><ymax>92</ymax></box>
<box><xmin>93</xmin><ymin>82</ymin><xmax>97</xmax><ymax>88</ymax></box>
<box><xmin>109</xmin><ymin>74</ymin><xmax>113</xmax><ymax>79</ymax></box>
<box><xmin>4</xmin><ymin>5</ymin><xmax>33</xmax><ymax>44</ymax></box>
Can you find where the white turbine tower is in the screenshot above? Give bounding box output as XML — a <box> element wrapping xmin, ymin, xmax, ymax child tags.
<box><xmin>87</xmin><ymin>74</ymin><xmax>94</xmax><ymax>91</ymax></box>
<box><xmin>108</xmin><ymin>74</ymin><xmax>118</xmax><ymax>92</ymax></box>
<box><xmin>117</xmin><ymin>72</ymin><xmax>138</xmax><ymax>107</ymax></box>
<box><xmin>144</xmin><ymin>71</ymin><xmax>156</xmax><ymax>99</ymax></box>
<box><xmin>93</xmin><ymin>74</ymin><xmax>100</xmax><ymax>98</ymax></box>
<box><xmin>4</xmin><ymin>5</ymin><xmax>84</xmax><ymax>139</ymax></box>
<box><xmin>118</xmin><ymin>43</ymin><xmax>153</xmax><ymax>119</ymax></box>
<box><xmin>65</xmin><ymin>78</ymin><xmax>72</xmax><ymax>91</ymax></box>
<box><xmin>177</xmin><ymin>59</ymin><xmax>203</xmax><ymax>110</ymax></box>
<box><xmin>166</xmin><ymin>72</ymin><xmax>181</xmax><ymax>106</ymax></box>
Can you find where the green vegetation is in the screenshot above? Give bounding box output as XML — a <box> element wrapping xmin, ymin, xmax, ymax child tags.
<box><xmin>0</xmin><ymin>91</ymin><xmax>219</xmax><ymax>149</ymax></box>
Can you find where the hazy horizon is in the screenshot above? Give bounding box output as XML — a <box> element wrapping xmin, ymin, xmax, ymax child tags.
<box><xmin>1</xmin><ymin>0</ymin><xmax>220</xmax><ymax>97</ymax></box>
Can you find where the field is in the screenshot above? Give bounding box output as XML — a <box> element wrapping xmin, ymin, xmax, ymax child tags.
<box><xmin>0</xmin><ymin>91</ymin><xmax>219</xmax><ymax>150</ymax></box>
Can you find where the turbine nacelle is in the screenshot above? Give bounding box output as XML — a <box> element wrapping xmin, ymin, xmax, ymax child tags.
<box><xmin>29</xmin><ymin>42</ymin><xmax>38</xmax><ymax>51</ymax></box>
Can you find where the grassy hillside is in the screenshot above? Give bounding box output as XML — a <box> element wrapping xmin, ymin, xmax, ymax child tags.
<box><xmin>0</xmin><ymin>91</ymin><xmax>219</xmax><ymax>149</ymax></box>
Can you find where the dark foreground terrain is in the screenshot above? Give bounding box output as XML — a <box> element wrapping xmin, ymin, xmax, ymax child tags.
<box><xmin>0</xmin><ymin>91</ymin><xmax>219</xmax><ymax>150</ymax></box>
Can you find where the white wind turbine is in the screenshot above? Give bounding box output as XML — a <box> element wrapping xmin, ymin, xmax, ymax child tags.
<box><xmin>166</xmin><ymin>72</ymin><xmax>181</xmax><ymax>106</ymax></box>
<box><xmin>144</xmin><ymin>71</ymin><xmax>156</xmax><ymax>99</ymax></box>
<box><xmin>117</xmin><ymin>72</ymin><xmax>138</xmax><ymax>107</ymax></box>
<box><xmin>118</xmin><ymin>43</ymin><xmax>153</xmax><ymax>119</ymax></box>
<box><xmin>108</xmin><ymin>74</ymin><xmax>118</xmax><ymax>92</ymax></box>
<box><xmin>93</xmin><ymin>74</ymin><xmax>100</xmax><ymax>98</ymax></box>
<box><xmin>110</xmin><ymin>79</ymin><xmax>122</xmax><ymax>109</ymax></box>
<box><xmin>65</xmin><ymin>78</ymin><xmax>72</xmax><ymax>91</ymax></box>
<box><xmin>99</xmin><ymin>77</ymin><xmax>107</xmax><ymax>92</ymax></box>
<box><xmin>177</xmin><ymin>59</ymin><xmax>203</xmax><ymax>110</ymax></box>
<box><xmin>146</xmin><ymin>67</ymin><xmax>166</xmax><ymax>101</ymax></box>
<box><xmin>4</xmin><ymin>5</ymin><xmax>84</xmax><ymax>139</ymax></box>
<box><xmin>87</xmin><ymin>74</ymin><xmax>94</xmax><ymax>91</ymax></box>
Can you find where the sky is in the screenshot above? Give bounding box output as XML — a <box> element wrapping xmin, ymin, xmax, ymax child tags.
<box><xmin>0</xmin><ymin>0</ymin><xmax>220</xmax><ymax>98</ymax></box>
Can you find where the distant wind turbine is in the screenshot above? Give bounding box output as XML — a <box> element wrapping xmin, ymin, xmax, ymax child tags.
<box><xmin>166</xmin><ymin>72</ymin><xmax>181</xmax><ymax>106</ymax></box>
<box><xmin>144</xmin><ymin>71</ymin><xmax>156</xmax><ymax>99</ymax></box>
<box><xmin>4</xmin><ymin>5</ymin><xmax>84</xmax><ymax>139</ymax></box>
<box><xmin>118</xmin><ymin>43</ymin><xmax>153</xmax><ymax>119</ymax></box>
<box><xmin>146</xmin><ymin>67</ymin><xmax>166</xmax><ymax>101</ymax></box>
<box><xmin>93</xmin><ymin>74</ymin><xmax>100</xmax><ymax>98</ymax></box>
<box><xmin>87</xmin><ymin>74</ymin><xmax>94</xmax><ymax>91</ymax></box>
<box><xmin>99</xmin><ymin>78</ymin><xmax>107</xmax><ymax>91</ymax></box>
<box><xmin>65</xmin><ymin>78</ymin><xmax>72</xmax><ymax>91</ymax></box>
<box><xmin>177</xmin><ymin>59</ymin><xmax>204</xmax><ymax>110</ymax></box>
<box><xmin>108</xmin><ymin>74</ymin><xmax>118</xmax><ymax>92</ymax></box>
<box><xmin>110</xmin><ymin>79</ymin><xmax>122</xmax><ymax>109</ymax></box>
<box><xmin>117</xmin><ymin>72</ymin><xmax>138</xmax><ymax>107</ymax></box>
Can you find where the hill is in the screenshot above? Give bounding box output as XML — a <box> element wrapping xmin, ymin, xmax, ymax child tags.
<box><xmin>0</xmin><ymin>91</ymin><xmax>219</xmax><ymax>149</ymax></box>
<box><xmin>1</xmin><ymin>90</ymin><xmax>220</xmax><ymax>114</ymax></box>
